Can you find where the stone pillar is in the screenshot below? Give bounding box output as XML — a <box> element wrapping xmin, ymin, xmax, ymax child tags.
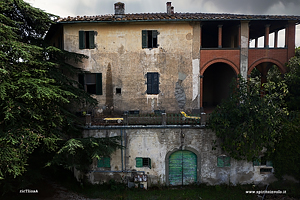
<box><xmin>265</xmin><ymin>24</ymin><xmax>270</xmax><ymax>48</ymax></box>
<box><xmin>192</xmin><ymin>22</ymin><xmax>201</xmax><ymax>108</ymax></box>
<box><xmin>274</xmin><ymin>30</ymin><xmax>278</xmax><ymax>48</ymax></box>
<box><xmin>85</xmin><ymin>114</ymin><xmax>91</xmax><ymax>127</ymax></box>
<box><xmin>200</xmin><ymin>24</ymin><xmax>202</xmax><ymax>48</ymax></box>
<box><xmin>238</xmin><ymin>25</ymin><xmax>241</xmax><ymax>48</ymax></box>
<box><xmin>240</xmin><ymin>21</ymin><xmax>249</xmax><ymax>79</ymax></box>
<box><xmin>285</xmin><ymin>24</ymin><xmax>288</xmax><ymax>48</ymax></box>
<box><xmin>287</xmin><ymin>21</ymin><xmax>296</xmax><ymax>60</ymax></box>
<box><xmin>162</xmin><ymin>113</ymin><xmax>166</xmax><ymax>125</ymax></box>
<box><xmin>200</xmin><ymin>76</ymin><xmax>204</xmax><ymax>108</ymax></box>
<box><xmin>255</xmin><ymin>38</ymin><xmax>258</xmax><ymax>48</ymax></box>
<box><xmin>218</xmin><ymin>25</ymin><xmax>223</xmax><ymax>48</ymax></box>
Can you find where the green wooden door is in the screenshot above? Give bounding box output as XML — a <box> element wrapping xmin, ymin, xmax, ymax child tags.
<box><xmin>169</xmin><ymin>150</ymin><xmax>197</xmax><ymax>186</ymax></box>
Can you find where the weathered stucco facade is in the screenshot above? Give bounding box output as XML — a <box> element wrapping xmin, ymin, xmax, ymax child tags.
<box><xmin>47</xmin><ymin>2</ymin><xmax>300</xmax><ymax>187</ymax></box>
<box><xmin>48</xmin><ymin>7</ymin><xmax>299</xmax><ymax>114</ymax></box>
<box><xmin>78</xmin><ymin>127</ymin><xmax>276</xmax><ymax>186</ymax></box>
<box><xmin>63</xmin><ymin>22</ymin><xmax>201</xmax><ymax>113</ymax></box>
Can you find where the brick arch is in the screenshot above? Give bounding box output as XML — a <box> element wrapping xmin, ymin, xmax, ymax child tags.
<box><xmin>248</xmin><ymin>58</ymin><xmax>287</xmax><ymax>75</ymax></box>
<box><xmin>201</xmin><ymin>59</ymin><xmax>239</xmax><ymax>75</ymax></box>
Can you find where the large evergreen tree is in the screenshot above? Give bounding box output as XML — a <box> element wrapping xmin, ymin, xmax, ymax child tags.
<box><xmin>0</xmin><ymin>0</ymin><xmax>121</xmax><ymax>193</ymax></box>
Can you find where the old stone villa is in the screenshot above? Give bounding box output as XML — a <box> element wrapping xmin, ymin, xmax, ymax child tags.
<box><xmin>46</xmin><ymin>2</ymin><xmax>300</xmax><ymax>187</ymax></box>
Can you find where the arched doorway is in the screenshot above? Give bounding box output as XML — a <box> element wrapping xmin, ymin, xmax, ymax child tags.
<box><xmin>168</xmin><ymin>150</ymin><xmax>197</xmax><ymax>186</ymax></box>
<box><xmin>202</xmin><ymin>62</ymin><xmax>236</xmax><ymax>112</ymax></box>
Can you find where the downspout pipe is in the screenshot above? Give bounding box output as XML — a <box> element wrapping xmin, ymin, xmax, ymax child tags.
<box><xmin>121</xmin><ymin>129</ymin><xmax>123</xmax><ymax>171</ymax></box>
<box><xmin>124</xmin><ymin>129</ymin><xmax>127</xmax><ymax>171</ymax></box>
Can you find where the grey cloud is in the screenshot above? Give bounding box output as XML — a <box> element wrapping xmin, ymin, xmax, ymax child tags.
<box><xmin>69</xmin><ymin>0</ymin><xmax>300</xmax><ymax>16</ymax></box>
<box><xmin>188</xmin><ymin>0</ymin><xmax>300</xmax><ymax>14</ymax></box>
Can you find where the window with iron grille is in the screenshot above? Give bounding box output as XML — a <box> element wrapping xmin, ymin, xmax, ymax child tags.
<box><xmin>79</xmin><ymin>31</ymin><xmax>95</xmax><ymax>49</ymax></box>
<box><xmin>253</xmin><ymin>157</ymin><xmax>273</xmax><ymax>167</ymax></box>
<box><xmin>136</xmin><ymin>157</ymin><xmax>151</xmax><ymax>169</ymax></box>
<box><xmin>142</xmin><ymin>30</ymin><xmax>159</xmax><ymax>49</ymax></box>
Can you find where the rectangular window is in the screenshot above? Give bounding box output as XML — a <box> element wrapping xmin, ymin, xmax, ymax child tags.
<box><xmin>217</xmin><ymin>156</ymin><xmax>230</xmax><ymax>167</ymax></box>
<box><xmin>97</xmin><ymin>157</ymin><xmax>110</xmax><ymax>168</ymax></box>
<box><xmin>146</xmin><ymin>72</ymin><xmax>159</xmax><ymax>94</ymax></box>
<box><xmin>253</xmin><ymin>157</ymin><xmax>273</xmax><ymax>167</ymax></box>
<box><xmin>78</xmin><ymin>73</ymin><xmax>102</xmax><ymax>95</ymax></box>
<box><xmin>142</xmin><ymin>30</ymin><xmax>159</xmax><ymax>49</ymax></box>
<box><xmin>136</xmin><ymin>157</ymin><xmax>151</xmax><ymax>169</ymax></box>
<box><xmin>79</xmin><ymin>31</ymin><xmax>95</xmax><ymax>49</ymax></box>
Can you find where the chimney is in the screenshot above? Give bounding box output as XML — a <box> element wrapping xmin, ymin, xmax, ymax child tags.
<box><xmin>114</xmin><ymin>2</ymin><xmax>125</xmax><ymax>18</ymax></box>
<box><xmin>166</xmin><ymin>2</ymin><xmax>174</xmax><ymax>14</ymax></box>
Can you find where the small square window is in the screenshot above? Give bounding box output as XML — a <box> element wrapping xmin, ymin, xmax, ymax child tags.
<box><xmin>79</xmin><ymin>31</ymin><xmax>95</xmax><ymax>49</ymax></box>
<box><xmin>142</xmin><ymin>30</ymin><xmax>159</xmax><ymax>49</ymax></box>
<box><xmin>78</xmin><ymin>73</ymin><xmax>103</xmax><ymax>95</ymax></box>
<box><xmin>217</xmin><ymin>156</ymin><xmax>230</xmax><ymax>167</ymax></box>
<box><xmin>97</xmin><ymin>157</ymin><xmax>111</xmax><ymax>168</ymax></box>
<box><xmin>116</xmin><ymin>88</ymin><xmax>121</xmax><ymax>94</ymax></box>
<box><xmin>136</xmin><ymin>157</ymin><xmax>151</xmax><ymax>169</ymax></box>
<box><xmin>253</xmin><ymin>157</ymin><xmax>273</xmax><ymax>167</ymax></box>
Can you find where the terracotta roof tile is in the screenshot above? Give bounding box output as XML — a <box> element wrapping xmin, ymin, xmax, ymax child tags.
<box><xmin>57</xmin><ymin>13</ymin><xmax>300</xmax><ymax>23</ymax></box>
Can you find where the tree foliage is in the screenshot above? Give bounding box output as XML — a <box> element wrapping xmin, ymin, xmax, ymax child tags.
<box><xmin>0</xmin><ymin>0</ymin><xmax>121</xmax><ymax>192</ymax></box>
<box><xmin>209</xmin><ymin>76</ymin><xmax>288</xmax><ymax>161</ymax></box>
<box><xmin>50</xmin><ymin>137</ymin><xmax>123</xmax><ymax>173</ymax></box>
<box><xmin>285</xmin><ymin>47</ymin><xmax>300</xmax><ymax>111</ymax></box>
<box><xmin>270</xmin><ymin>47</ymin><xmax>300</xmax><ymax>180</ymax></box>
<box><xmin>209</xmin><ymin>48</ymin><xmax>300</xmax><ymax>180</ymax></box>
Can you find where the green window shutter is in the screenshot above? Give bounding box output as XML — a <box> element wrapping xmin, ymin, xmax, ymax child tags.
<box><xmin>147</xmin><ymin>73</ymin><xmax>152</xmax><ymax>94</ymax></box>
<box><xmin>103</xmin><ymin>157</ymin><xmax>110</xmax><ymax>167</ymax></box>
<box><xmin>148</xmin><ymin>158</ymin><xmax>151</xmax><ymax>169</ymax></box>
<box><xmin>152</xmin><ymin>73</ymin><xmax>159</xmax><ymax>94</ymax></box>
<box><xmin>152</xmin><ymin>30</ymin><xmax>158</xmax><ymax>48</ymax></box>
<box><xmin>79</xmin><ymin>31</ymin><xmax>85</xmax><ymax>49</ymax></box>
<box><xmin>253</xmin><ymin>159</ymin><xmax>260</xmax><ymax>166</ymax></box>
<box><xmin>142</xmin><ymin>30</ymin><xmax>148</xmax><ymax>48</ymax></box>
<box><xmin>266</xmin><ymin>161</ymin><xmax>273</xmax><ymax>167</ymax></box>
<box><xmin>147</xmin><ymin>72</ymin><xmax>159</xmax><ymax>94</ymax></box>
<box><xmin>136</xmin><ymin>157</ymin><xmax>143</xmax><ymax>167</ymax></box>
<box><xmin>98</xmin><ymin>157</ymin><xmax>110</xmax><ymax>168</ymax></box>
<box><xmin>78</xmin><ymin>74</ymin><xmax>85</xmax><ymax>89</ymax></box>
<box><xmin>96</xmin><ymin>73</ymin><xmax>102</xmax><ymax>95</ymax></box>
<box><xmin>224</xmin><ymin>157</ymin><xmax>231</xmax><ymax>167</ymax></box>
<box><xmin>217</xmin><ymin>157</ymin><xmax>224</xmax><ymax>167</ymax></box>
<box><xmin>89</xmin><ymin>31</ymin><xmax>95</xmax><ymax>49</ymax></box>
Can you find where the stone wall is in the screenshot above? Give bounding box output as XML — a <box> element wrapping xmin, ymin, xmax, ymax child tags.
<box><xmin>80</xmin><ymin>127</ymin><xmax>277</xmax><ymax>186</ymax></box>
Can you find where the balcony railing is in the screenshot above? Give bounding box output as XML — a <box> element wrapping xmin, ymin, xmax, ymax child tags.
<box><xmin>85</xmin><ymin>112</ymin><xmax>209</xmax><ymax>126</ymax></box>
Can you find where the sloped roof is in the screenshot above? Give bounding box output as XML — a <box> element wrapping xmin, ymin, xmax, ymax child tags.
<box><xmin>57</xmin><ymin>12</ymin><xmax>300</xmax><ymax>23</ymax></box>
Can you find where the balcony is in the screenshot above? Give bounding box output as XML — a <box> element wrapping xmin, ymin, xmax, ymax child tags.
<box><xmin>82</xmin><ymin>112</ymin><xmax>209</xmax><ymax>127</ymax></box>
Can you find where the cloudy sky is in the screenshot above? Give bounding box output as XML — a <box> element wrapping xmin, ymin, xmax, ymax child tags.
<box><xmin>24</xmin><ymin>0</ymin><xmax>300</xmax><ymax>46</ymax></box>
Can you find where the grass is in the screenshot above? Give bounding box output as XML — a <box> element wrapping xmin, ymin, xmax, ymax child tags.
<box><xmin>2</xmin><ymin>167</ymin><xmax>300</xmax><ymax>200</ymax></box>
<box><xmin>55</xmin><ymin>172</ymin><xmax>300</xmax><ymax>200</ymax></box>
<box><xmin>57</xmin><ymin>177</ymin><xmax>259</xmax><ymax>200</ymax></box>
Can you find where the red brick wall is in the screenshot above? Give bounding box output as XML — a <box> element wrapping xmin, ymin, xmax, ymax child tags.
<box><xmin>200</xmin><ymin>49</ymin><xmax>240</xmax><ymax>75</ymax></box>
<box><xmin>248</xmin><ymin>48</ymin><xmax>288</xmax><ymax>74</ymax></box>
